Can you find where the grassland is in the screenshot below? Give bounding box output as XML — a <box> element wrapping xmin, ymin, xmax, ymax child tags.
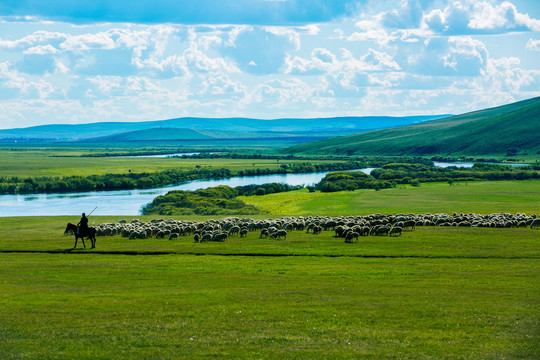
<box><xmin>0</xmin><ymin>147</ymin><xmax>346</xmax><ymax>178</ymax></box>
<box><xmin>0</xmin><ymin>215</ymin><xmax>538</xmax><ymax>359</ymax></box>
<box><xmin>240</xmin><ymin>180</ymin><xmax>540</xmax><ymax>216</ymax></box>
<box><xmin>1</xmin><ymin>143</ymin><xmax>539</xmax><ymax>358</ymax></box>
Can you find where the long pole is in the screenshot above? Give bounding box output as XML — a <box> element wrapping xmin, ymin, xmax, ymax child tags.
<box><xmin>88</xmin><ymin>206</ymin><xmax>98</xmax><ymax>216</ymax></box>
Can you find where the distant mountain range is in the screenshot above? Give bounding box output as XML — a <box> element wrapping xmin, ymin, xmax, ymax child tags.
<box><xmin>0</xmin><ymin>115</ymin><xmax>449</xmax><ymax>142</ymax></box>
<box><xmin>286</xmin><ymin>97</ymin><xmax>540</xmax><ymax>156</ymax></box>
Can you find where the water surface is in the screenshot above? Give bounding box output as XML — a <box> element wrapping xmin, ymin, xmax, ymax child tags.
<box><xmin>433</xmin><ymin>161</ymin><xmax>530</xmax><ymax>168</ymax></box>
<box><xmin>0</xmin><ymin>169</ymin><xmax>374</xmax><ymax>217</ymax></box>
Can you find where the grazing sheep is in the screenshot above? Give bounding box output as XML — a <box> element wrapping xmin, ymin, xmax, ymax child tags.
<box><xmin>228</xmin><ymin>226</ymin><xmax>240</xmax><ymax>237</ymax></box>
<box><xmin>213</xmin><ymin>233</ymin><xmax>228</xmax><ymax>242</ymax></box>
<box><xmin>271</xmin><ymin>230</ymin><xmax>288</xmax><ymax>240</ymax></box>
<box><xmin>345</xmin><ymin>231</ymin><xmax>359</xmax><ymax>243</ymax></box>
<box><xmin>284</xmin><ymin>223</ymin><xmax>294</xmax><ymax>231</ymax></box>
<box><xmin>95</xmin><ymin>211</ymin><xmax>538</xmax><ymax>250</ymax></box>
<box><xmin>369</xmin><ymin>225</ymin><xmax>380</xmax><ymax>236</ymax></box>
<box><xmin>389</xmin><ymin>226</ymin><xmax>403</xmax><ymax>237</ymax></box>
<box><xmin>169</xmin><ymin>233</ymin><xmax>179</xmax><ymax>240</ymax></box>
<box><xmin>359</xmin><ymin>226</ymin><xmax>370</xmax><ymax>236</ymax></box>
<box><xmin>201</xmin><ymin>233</ymin><xmax>212</xmax><ymax>243</ymax></box>
<box><xmin>402</xmin><ymin>220</ymin><xmax>416</xmax><ymax>231</ymax></box>
<box><xmin>335</xmin><ymin>225</ymin><xmax>348</xmax><ymax>237</ymax></box>
<box><xmin>374</xmin><ymin>226</ymin><xmax>390</xmax><ymax>236</ymax></box>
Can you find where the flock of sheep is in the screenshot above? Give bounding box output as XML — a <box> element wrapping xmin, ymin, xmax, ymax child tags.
<box><xmin>94</xmin><ymin>212</ymin><xmax>539</xmax><ymax>244</ymax></box>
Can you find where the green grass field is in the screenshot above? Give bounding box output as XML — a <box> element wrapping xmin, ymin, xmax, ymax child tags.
<box><xmin>240</xmin><ymin>180</ymin><xmax>540</xmax><ymax>216</ymax></box>
<box><xmin>0</xmin><ymin>147</ymin><xmax>539</xmax><ymax>359</ymax></box>
<box><xmin>0</xmin><ymin>147</ymin><xmax>345</xmax><ymax>177</ymax></box>
<box><xmin>0</xmin><ymin>213</ymin><xmax>539</xmax><ymax>359</ymax></box>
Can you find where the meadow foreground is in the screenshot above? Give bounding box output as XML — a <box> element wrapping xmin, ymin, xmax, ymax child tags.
<box><xmin>0</xmin><ymin>214</ymin><xmax>538</xmax><ymax>359</ymax></box>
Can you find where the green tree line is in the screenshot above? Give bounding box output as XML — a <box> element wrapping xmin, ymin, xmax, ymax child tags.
<box><xmin>0</xmin><ymin>161</ymin><xmax>365</xmax><ymax>195</ymax></box>
<box><xmin>316</xmin><ymin>163</ymin><xmax>540</xmax><ymax>192</ymax></box>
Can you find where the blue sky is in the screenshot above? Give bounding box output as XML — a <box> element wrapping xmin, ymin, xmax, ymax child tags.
<box><xmin>0</xmin><ymin>0</ymin><xmax>539</xmax><ymax>129</ymax></box>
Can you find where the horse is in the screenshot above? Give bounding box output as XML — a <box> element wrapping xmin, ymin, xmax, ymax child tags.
<box><xmin>64</xmin><ymin>223</ymin><xmax>97</xmax><ymax>249</ymax></box>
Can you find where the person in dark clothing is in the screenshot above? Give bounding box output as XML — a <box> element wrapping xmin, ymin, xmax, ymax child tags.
<box><xmin>77</xmin><ymin>213</ymin><xmax>88</xmax><ymax>235</ymax></box>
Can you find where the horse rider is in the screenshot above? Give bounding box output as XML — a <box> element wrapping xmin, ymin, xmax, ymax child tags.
<box><xmin>77</xmin><ymin>213</ymin><xmax>89</xmax><ymax>235</ymax></box>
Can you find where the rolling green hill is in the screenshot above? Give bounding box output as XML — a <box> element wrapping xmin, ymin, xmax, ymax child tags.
<box><xmin>286</xmin><ymin>97</ymin><xmax>540</xmax><ymax>157</ymax></box>
<box><xmin>0</xmin><ymin>115</ymin><xmax>448</xmax><ymax>141</ymax></box>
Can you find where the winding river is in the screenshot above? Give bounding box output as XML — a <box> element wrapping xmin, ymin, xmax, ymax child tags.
<box><xmin>1</xmin><ymin>161</ymin><xmax>530</xmax><ymax>217</ymax></box>
<box><xmin>0</xmin><ymin>168</ymin><xmax>375</xmax><ymax>217</ymax></box>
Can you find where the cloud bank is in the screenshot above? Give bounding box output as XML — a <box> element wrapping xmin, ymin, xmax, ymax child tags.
<box><xmin>0</xmin><ymin>0</ymin><xmax>539</xmax><ymax>128</ymax></box>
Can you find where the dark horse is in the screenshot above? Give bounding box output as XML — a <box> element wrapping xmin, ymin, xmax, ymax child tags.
<box><xmin>64</xmin><ymin>223</ymin><xmax>97</xmax><ymax>249</ymax></box>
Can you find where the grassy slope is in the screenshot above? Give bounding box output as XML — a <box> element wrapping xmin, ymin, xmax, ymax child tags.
<box><xmin>287</xmin><ymin>97</ymin><xmax>540</xmax><ymax>156</ymax></box>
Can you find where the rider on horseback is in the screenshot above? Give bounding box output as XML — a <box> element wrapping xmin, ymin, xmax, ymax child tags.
<box><xmin>77</xmin><ymin>213</ymin><xmax>88</xmax><ymax>235</ymax></box>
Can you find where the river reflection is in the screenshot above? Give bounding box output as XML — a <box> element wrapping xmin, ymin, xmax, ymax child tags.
<box><xmin>0</xmin><ymin>168</ymin><xmax>374</xmax><ymax>217</ymax></box>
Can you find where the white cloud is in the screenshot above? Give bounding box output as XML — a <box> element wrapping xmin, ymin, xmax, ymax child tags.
<box><xmin>0</xmin><ymin>61</ymin><xmax>61</xmax><ymax>100</ymax></box>
<box><xmin>23</xmin><ymin>44</ymin><xmax>59</xmax><ymax>55</ymax></box>
<box><xmin>183</xmin><ymin>45</ymin><xmax>239</xmax><ymax>74</ymax></box>
<box><xmin>396</xmin><ymin>35</ymin><xmax>489</xmax><ymax>76</ymax></box>
<box><xmin>0</xmin><ymin>30</ymin><xmax>67</xmax><ymax>50</ymax></box>
<box><xmin>193</xmin><ymin>73</ymin><xmax>247</xmax><ymax>99</ymax></box>
<box><xmin>285</xmin><ymin>47</ymin><xmax>399</xmax><ymax>76</ymax></box>
<box><xmin>359</xmin><ymin>48</ymin><xmax>401</xmax><ymax>71</ymax></box>
<box><xmin>423</xmin><ymin>0</ymin><xmax>540</xmax><ymax>34</ymax></box>
<box><xmin>381</xmin><ymin>0</ymin><xmax>424</xmax><ymax>29</ymax></box>
<box><xmin>251</xmin><ymin>78</ymin><xmax>315</xmax><ymax>108</ymax></box>
<box><xmin>526</xmin><ymin>38</ymin><xmax>540</xmax><ymax>51</ymax></box>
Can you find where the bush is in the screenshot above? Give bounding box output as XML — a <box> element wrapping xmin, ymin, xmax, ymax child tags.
<box><xmin>142</xmin><ymin>183</ymin><xmax>303</xmax><ymax>215</ymax></box>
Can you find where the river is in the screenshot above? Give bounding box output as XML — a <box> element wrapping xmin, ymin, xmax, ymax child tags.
<box><xmin>114</xmin><ymin>152</ymin><xmax>221</xmax><ymax>158</ymax></box>
<box><xmin>433</xmin><ymin>161</ymin><xmax>530</xmax><ymax>168</ymax></box>
<box><xmin>1</xmin><ymin>161</ymin><xmax>530</xmax><ymax>217</ymax></box>
<box><xmin>0</xmin><ymin>168</ymin><xmax>376</xmax><ymax>217</ymax></box>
